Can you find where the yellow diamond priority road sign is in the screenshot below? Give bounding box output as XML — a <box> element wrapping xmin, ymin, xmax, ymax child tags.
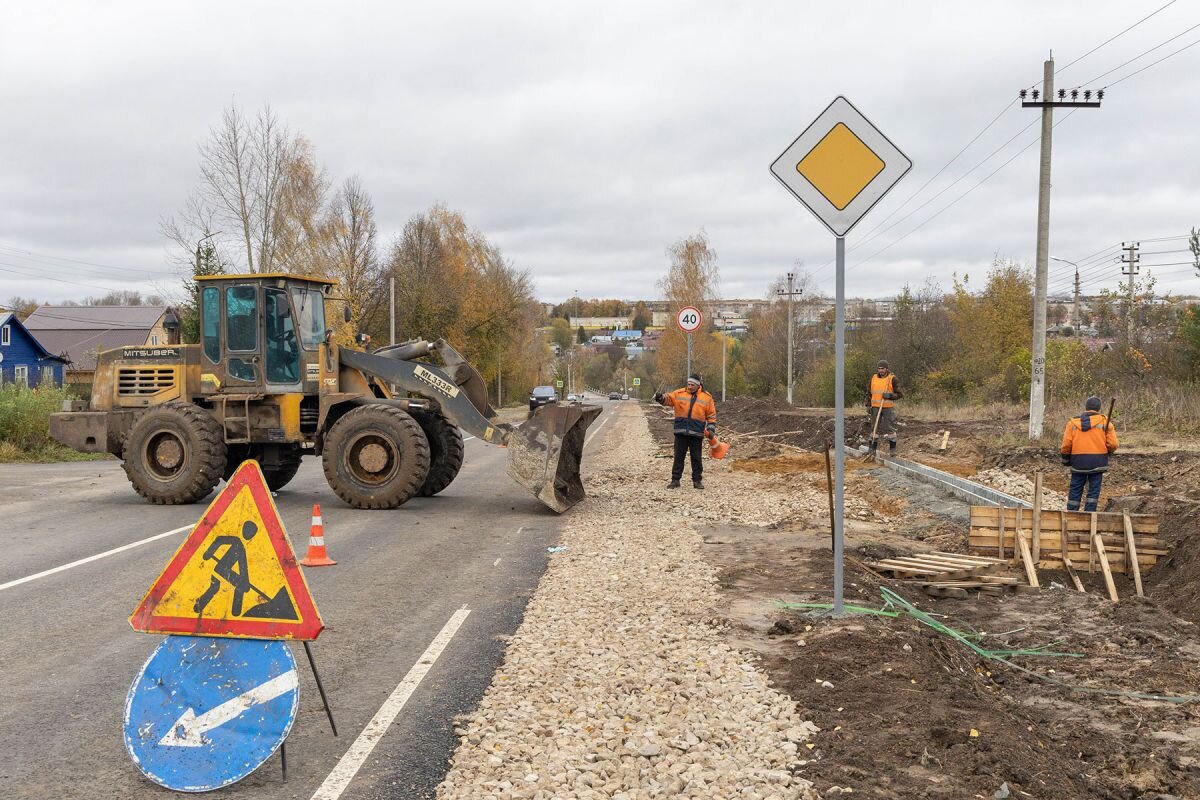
<box><xmin>771</xmin><ymin>96</ymin><xmax>911</xmax><ymax>236</ymax></box>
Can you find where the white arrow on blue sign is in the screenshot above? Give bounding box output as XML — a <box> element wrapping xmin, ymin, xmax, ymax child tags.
<box><xmin>124</xmin><ymin>635</ymin><xmax>299</xmax><ymax>792</ymax></box>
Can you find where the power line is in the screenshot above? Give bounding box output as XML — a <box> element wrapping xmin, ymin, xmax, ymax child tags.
<box><xmin>834</xmin><ymin>116</ymin><xmax>1042</xmax><ymax>264</ymax></box>
<box><xmin>0</xmin><ymin>243</ymin><xmax>165</xmax><ymax>277</ymax></box>
<box><xmin>1071</xmin><ymin>21</ymin><xmax>1200</xmax><ymax>88</ymax></box>
<box><xmin>847</xmin><ymin>110</ymin><xmax>1080</xmax><ymax>274</ymax></box>
<box><xmin>848</xmin><ymin>101</ymin><xmax>1015</xmax><ymax>244</ymax></box>
<box><xmin>1055</xmin><ymin>0</ymin><xmax>1180</xmax><ymax>75</ymax></box>
<box><xmin>1106</xmin><ymin>35</ymin><xmax>1200</xmax><ymax>88</ymax></box>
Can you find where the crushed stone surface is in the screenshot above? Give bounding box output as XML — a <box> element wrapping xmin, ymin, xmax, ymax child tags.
<box><xmin>974</xmin><ymin>467</ymin><xmax>1068</xmax><ymax>509</ymax></box>
<box><xmin>435</xmin><ymin>405</ymin><xmax>821</xmax><ymax>799</ymax></box>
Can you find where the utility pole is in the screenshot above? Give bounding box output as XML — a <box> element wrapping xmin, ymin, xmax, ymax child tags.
<box><xmin>389</xmin><ymin>275</ymin><xmax>396</xmax><ymax>345</ymax></box>
<box><xmin>496</xmin><ymin>343</ymin><xmax>502</xmax><ymax>407</ymax></box>
<box><xmin>1080</xmin><ymin>268</ymin><xmax>1089</xmax><ymax>338</ymax></box>
<box><xmin>777</xmin><ymin>272</ymin><xmax>803</xmax><ymax>405</ymax></box>
<box><xmin>721</xmin><ymin>325</ymin><xmax>727</xmax><ymax>402</ymax></box>
<box><xmin>1051</xmin><ymin>256</ymin><xmax>1082</xmax><ymax>338</ymax></box>
<box><xmin>1019</xmin><ymin>58</ymin><xmax>1103</xmax><ymax>438</ymax></box>
<box><xmin>1122</xmin><ymin>241</ymin><xmax>1140</xmax><ymax>343</ymax></box>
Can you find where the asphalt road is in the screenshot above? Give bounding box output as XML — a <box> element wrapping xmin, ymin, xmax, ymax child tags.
<box><xmin>0</xmin><ymin>401</ymin><xmax>622</xmax><ymax>800</ymax></box>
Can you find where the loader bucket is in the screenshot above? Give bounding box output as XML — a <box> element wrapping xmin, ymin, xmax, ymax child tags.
<box><xmin>506</xmin><ymin>403</ymin><xmax>603</xmax><ymax>513</ymax></box>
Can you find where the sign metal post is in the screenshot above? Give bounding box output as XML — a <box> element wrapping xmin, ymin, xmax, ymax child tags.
<box><xmin>676</xmin><ymin>306</ymin><xmax>702</xmax><ymax>379</ymax></box>
<box><xmin>769</xmin><ymin>96</ymin><xmax>911</xmax><ymax>615</ymax></box>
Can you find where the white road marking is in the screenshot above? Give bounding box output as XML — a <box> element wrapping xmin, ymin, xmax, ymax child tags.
<box><xmin>0</xmin><ymin>524</ymin><xmax>192</xmax><ymax>592</ymax></box>
<box><xmin>309</xmin><ymin>608</ymin><xmax>472</xmax><ymax>800</ymax></box>
<box><xmin>585</xmin><ymin>409</ymin><xmax>613</xmax><ymax>447</ymax></box>
<box><xmin>463</xmin><ymin>435</ymin><xmax>476</xmax><ymax>441</ymax></box>
<box><xmin>159</xmin><ymin>670</ymin><xmax>299</xmax><ymax>747</ymax></box>
<box><xmin>493</xmin><ymin>558</ymin><xmax>502</xmax><ymax>567</ymax></box>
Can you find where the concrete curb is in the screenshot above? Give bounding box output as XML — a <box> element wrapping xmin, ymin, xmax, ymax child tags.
<box><xmin>862</xmin><ymin>449</ymin><xmax>1031</xmax><ymax>509</ymax></box>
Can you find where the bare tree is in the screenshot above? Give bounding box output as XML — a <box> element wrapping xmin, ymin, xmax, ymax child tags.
<box><xmin>322</xmin><ymin>177</ymin><xmax>381</xmax><ymax>342</ymax></box>
<box><xmin>163</xmin><ymin>104</ymin><xmax>321</xmax><ymax>274</ymax></box>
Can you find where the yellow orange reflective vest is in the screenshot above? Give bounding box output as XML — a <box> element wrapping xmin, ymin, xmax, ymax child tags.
<box><xmin>870</xmin><ymin>373</ymin><xmax>898</xmax><ymax>408</ymax></box>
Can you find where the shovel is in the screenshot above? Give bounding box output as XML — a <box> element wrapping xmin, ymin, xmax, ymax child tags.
<box><xmin>862</xmin><ymin>404</ymin><xmax>884</xmax><ymax>460</ymax></box>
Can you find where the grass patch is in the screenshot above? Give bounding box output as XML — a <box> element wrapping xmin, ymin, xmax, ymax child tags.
<box><xmin>0</xmin><ymin>440</ymin><xmax>108</xmax><ymax>463</ymax></box>
<box><xmin>0</xmin><ymin>384</ymin><xmax>109</xmax><ymax>463</ymax></box>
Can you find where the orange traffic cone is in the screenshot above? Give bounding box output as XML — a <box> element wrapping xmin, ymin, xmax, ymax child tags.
<box><xmin>707</xmin><ymin>431</ymin><xmax>730</xmax><ymax>460</ymax></box>
<box><xmin>300</xmin><ymin>504</ymin><xmax>337</xmax><ymax>566</ymax></box>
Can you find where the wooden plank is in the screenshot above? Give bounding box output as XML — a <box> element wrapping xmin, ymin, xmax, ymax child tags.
<box><xmin>923</xmin><ymin>585</ymin><xmax>969</xmax><ymax>599</ymax></box>
<box><xmin>1093</xmin><ymin>530</ymin><xmax>1119</xmax><ymax>603</ymax></box>
<box><xmin>1060</xmin><ymin>552</ymin><xmax>1086</xmax><ymax>592</ymax></box>
<box><xmin>969</xmin><ymin>507</ymin><xmax>1159</xmax><ymax>534</ymax></box>
<box><xmin>1124</xmin><ymin>511</ymin><xmax>1144</xmax><ymax>598</ymax></box>
<box><xmin>1016</xmin><ymin>534</ymin><xmax>1039</xmax><ymax>588</ymax></box>
<box><xmin>970</xmin><ymin>532</ymin><xmax>1161</xmax><ymax>548</ymax></box>
<box><xmin>997</xmin><ymin>505</ymin><xmax>1005</xmax><ymax>560</ymax></box>
<box><xmin>939</xmin><ymin>430</ymin><xmax>950</xmax><ymax>451</ymax></box>
<box><xmin>1089</xmin><ymin>513</ymin><xmax>1098</xmax><ymax>575</ymax></box>
<box><xmin>1060</xmin><ymin>510</ymin><xmax>1069</xmax><ymax>562</ymax></box>
<box><xmin>1031</xmin><ymin>471</ymin><xmax>1043</xmax><ymax>563</ymax></box>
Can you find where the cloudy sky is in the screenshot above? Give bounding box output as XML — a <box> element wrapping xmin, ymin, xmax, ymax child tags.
<box><xmin>2</xmin><ymin>1</ymin><xmax>1198</xmax><ymax>309</ymax></box>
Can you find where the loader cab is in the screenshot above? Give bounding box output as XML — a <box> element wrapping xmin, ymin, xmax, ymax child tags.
<box><xmin>196</xmin><ymin>273</ymin><xmax>336</xmax><ymax>395</ymax></box>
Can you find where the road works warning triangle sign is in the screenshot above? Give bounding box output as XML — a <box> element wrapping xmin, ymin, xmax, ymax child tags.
<box><xmin>130</xmin><ymin>461</ymin><xmax>324</xmax><ymax>640</ymax></box>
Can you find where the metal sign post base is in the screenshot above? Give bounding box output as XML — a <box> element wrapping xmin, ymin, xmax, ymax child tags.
<box><xmin>303</xmin><ymin>641</ymin><xmax>339</xmax><ymax>736</ymax></box>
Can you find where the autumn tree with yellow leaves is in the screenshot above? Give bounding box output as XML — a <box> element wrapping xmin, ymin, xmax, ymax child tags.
<box><xmin>656</xmin><ymin>232</ymin><xmax>721</xmax><ymax>389</ymax></box>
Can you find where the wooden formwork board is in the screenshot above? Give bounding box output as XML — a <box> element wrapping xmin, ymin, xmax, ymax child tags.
<box><xmin>968</xmin><ymin>506</ymin><xmax>1162</xmax><ymax>576</ymax></box>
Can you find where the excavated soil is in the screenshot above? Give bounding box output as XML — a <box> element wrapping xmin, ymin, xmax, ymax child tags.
<box><xmin>668</xmin><ymin>398</ymin><xmax>1200</xmax><ymax>798</ymax></box>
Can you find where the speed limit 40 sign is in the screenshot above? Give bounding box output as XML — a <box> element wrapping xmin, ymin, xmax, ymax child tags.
<box><xmin>676</xmin><ymin>306</ymin><xmax>702</xmax><ymax>333</ymax></box>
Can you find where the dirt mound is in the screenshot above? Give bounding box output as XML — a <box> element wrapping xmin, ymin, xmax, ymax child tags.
<box><xmin>705</xmin><ymin>523</ymin><xmax>1200</xmax><ymax>799</ymax></box>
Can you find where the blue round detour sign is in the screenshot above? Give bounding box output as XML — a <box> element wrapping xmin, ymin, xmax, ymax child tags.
<box><xmin>124</xmin><ymin>635</ymin><xmax>299</xmax><ymax>792</ymax></box>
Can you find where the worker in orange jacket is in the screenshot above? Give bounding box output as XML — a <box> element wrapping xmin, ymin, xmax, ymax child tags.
<box><xmin>1060</xmin><ymin>395</ymin><xmax>1118</xmax><ymax>512</ymax></box>
<box><xmin>865</xmin><ymin>360</ymin><xmax>903</xmax><ymax>454</ymax></box>
<box><xmin>654</xmin><ymin>373</ymin><xmax>716</xmax><ymax>489</ymax></box>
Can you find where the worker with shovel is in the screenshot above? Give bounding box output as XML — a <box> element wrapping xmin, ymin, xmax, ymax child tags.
<box><xmin>866</xmin><ymin>360</ymin><xmax>903</xmax><ymax>455</ymax></box>
<box><xmin>1060</xmin><ymin>395</ymin><xmax>1118</xmax><ymax>512</ymax></box>
<box><xmin>655</xmin><ymin>373</ymin><xmax>717</xmax><ymax>489</ymax></box>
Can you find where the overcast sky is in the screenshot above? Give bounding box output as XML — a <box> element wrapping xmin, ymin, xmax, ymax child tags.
<box><xmin>2</xmin><ymin>1</ymin><xmax>1198</xmax><ymax>309</ymax></box>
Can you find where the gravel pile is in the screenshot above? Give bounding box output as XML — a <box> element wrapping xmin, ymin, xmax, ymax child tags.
<box><xmin>975</xmin><ymin>467</ymin><xmax>1068</xmax><ymax>509</ymax></box>
<box><xmin>436</xmin><ymin>406</ymin><xmax>820</xmax><ymax>799</ymax></box>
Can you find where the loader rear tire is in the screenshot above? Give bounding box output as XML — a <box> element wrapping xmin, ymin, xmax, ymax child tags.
<box><xmin>413</xmin><ymin>411</ymin><xmax>465</xmax><ymax>497</ymax></box>
<box><xmin>322</xmin><ymin>405</ymin><xmax>430</xmax><ymax>509</ymax></box>
<box><xmin>262</xmin><ymin>447</ymin><xmax>304</xmax><ymax>492</ymax></box>
<box><xmin>224</xmin><ymin>444</ymin><xmax>304</xmax><ymax>492</ymax></box>
<box><xmin>122</xmin><ymin>403</ymin><xmax>227</xmax><ymax>504</ymax></box>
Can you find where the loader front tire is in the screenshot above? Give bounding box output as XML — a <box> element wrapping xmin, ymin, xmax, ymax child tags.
<box><xmin>322</xmin><ymin>405</ymin><xmax>430</xmax><ymax>509</ymax></box>
<box><xmin>413</xmin><ymin>411</ymin><xmax>465</xmax><ymax>497</ymax></box>
<box><xmin>122</xmin><ymin>403</ymin><xmax>227</xmax><ymax>504</ymax></box>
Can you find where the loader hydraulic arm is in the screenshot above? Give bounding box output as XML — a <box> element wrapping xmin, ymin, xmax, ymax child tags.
<box><xmin>338</xmin><ymin>348</ymin><xmax>511</xmax><ymax>445</ymax></box>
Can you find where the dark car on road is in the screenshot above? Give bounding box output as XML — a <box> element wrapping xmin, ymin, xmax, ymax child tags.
<box><xmin>608</xmin><ymin>391</ymin><xmax>621</xmax><ymax>400</ymax></box>
<box><xmin>530</xmin><ymin>385</ymin><xmax>558</xmax><ymax>411</ymax></box>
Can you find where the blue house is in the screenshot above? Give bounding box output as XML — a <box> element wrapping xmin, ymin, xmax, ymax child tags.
<box><xmin>0</xmin><ymin>312</ymin><xmax>66</xmax><ymax>388</ymax></box>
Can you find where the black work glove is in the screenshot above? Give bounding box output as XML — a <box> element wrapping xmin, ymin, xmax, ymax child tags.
<box><xmin>653</xmin><ymin>392</ymin><xmax>665</xmax><ymax>404</ymax></box>
<box><xmin>882</xmin><ymin>392</ymin><xmax>895</xmax><ymax>400</ymax></box>
<box><xmin>1060</xmin><ymin>454</ymin><xmax>1071</xmax><ymax>467</ymax></box>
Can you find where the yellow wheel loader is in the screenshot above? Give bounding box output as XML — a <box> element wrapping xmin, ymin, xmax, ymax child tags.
<box><xmin>49</xmin><ymin>273</ymin><xmax>600</xmax><ymax>512</ymax></box>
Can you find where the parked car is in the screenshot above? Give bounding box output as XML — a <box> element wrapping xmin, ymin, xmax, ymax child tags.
<box><xmin>529</xmin><ymin>385</ymin><xmax>557</xmax><ymax>411</ymax></box>
<box><xmin>621</xmin><ymin>393</ymin><xmax>629</xmax><ymax>400</ymax></box>
<box><xmin>608</xmin><ymin>391</ymin><xmax>621</xmax><ymax>400</ymax></box>
<box><xmin>566</xmin><ymin>393</ymin><xmax>578</xmax><ymax>402</ymax></box>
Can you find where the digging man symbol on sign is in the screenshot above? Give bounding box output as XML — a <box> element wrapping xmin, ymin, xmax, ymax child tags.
<box><xmin>193</xmin><ymin>520</ymin><xmax>299</xmax><ymax>621</ymax></box>
<box><xmin>130</xmin><ymin>461</ymin><xmax>324</xmax><ymax>640</ymax></box>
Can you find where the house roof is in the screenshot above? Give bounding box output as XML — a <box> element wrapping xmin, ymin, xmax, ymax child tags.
<box><xmin>24</xmin><ymin>305</ymin><xmax>166</xmax><ymax>331</ymax></box>
<box><xmin>0</xmin><ymin>311</ymin><xmax>67</xmax><ymax>363</ymax></box>
<box><xmin>24</xmin><ymin>305</ymin><xmax>167</xmax><ymax>372</ymax></box>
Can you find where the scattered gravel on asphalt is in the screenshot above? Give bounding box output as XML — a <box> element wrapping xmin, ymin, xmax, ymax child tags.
<box><xmin>436</xmin><ymin>406</ymin><xmax>820</xmax><ymax>800</ymax></box>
